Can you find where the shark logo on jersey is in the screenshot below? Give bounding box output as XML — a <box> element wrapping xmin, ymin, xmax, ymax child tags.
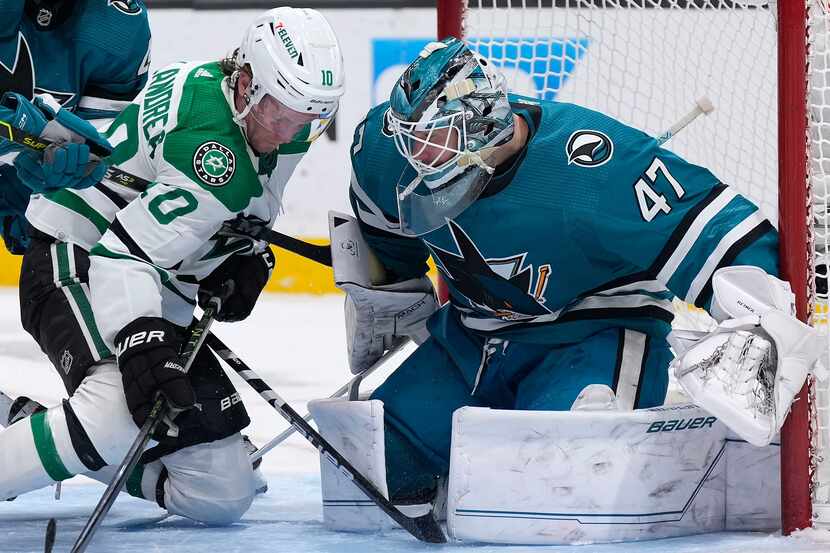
<box><xmin>108</xmin><ymin>1</ymin><xmax>143</xmax><ymax>15</ymax></box>
<box><xmin>193</xmin><ymin>141</ymin><xmax>236</xmax><ymax>186</ymax></box>
<box><xmin>427</xmin><ymin>220</ymin><xmax>552</xmax><ymax>321</ymax></box>
<box><xmin>0</xmin><ymin>33</ymin><xmax>74</xmax><ymax>105</ymax></box>
<box><xmin>566</xmin><ymin>130</ymin><xmax>613</xmax><ymax>168</ymax></box>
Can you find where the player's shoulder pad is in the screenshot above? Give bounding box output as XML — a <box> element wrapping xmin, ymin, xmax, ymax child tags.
<box><xmin>160</xmin><ymin>62</ymin><xmax>262</xmax><ymax>213</ymax></box>
<box><xmin>72</xmin><ymin>1</ymin><xmax>150</xmax><ymax>64</ymax></box>
<box><xmin>350</xmin><ymin>101</ymin><xmax>410</xmax><ymax>217</ymax></box>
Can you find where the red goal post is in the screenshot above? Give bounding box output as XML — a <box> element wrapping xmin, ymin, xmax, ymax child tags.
<box><xmin>436</xmin><ymin>0</ymin><xmax>826</xmax><ymax>534</ymax></box>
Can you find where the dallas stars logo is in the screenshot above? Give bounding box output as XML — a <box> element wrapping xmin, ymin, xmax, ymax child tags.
<box><xmin>193</xmin><ymin>141</ymin><xmax>236</xmax><ymax>186</ymax></box>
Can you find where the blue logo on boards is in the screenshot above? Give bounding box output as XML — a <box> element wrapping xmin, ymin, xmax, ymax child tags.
<box><xmin>372</xmin><ymin>37</ymin><xmax>590</xmax><ymax>106</ymax></box>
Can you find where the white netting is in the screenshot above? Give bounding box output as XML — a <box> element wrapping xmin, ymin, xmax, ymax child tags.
<box><xmin>461</xmin><ymin>0</ymin><xmax>830</xmax><ymax>527</ymax></box>
<box><xmin>809</xmin><ymin>0</ymin><xmax>830</xmax><ymax>525</ymax></box>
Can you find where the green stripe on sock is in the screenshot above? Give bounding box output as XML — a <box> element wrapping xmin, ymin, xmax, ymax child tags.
<box><xmin>66</xmin><ymin>284</ymin><xmax>111</xmax><ymax>358</ymax></box>
<box><xmin>30</xmin><ymin>411</ymin><xmax>73</xmax><ymax>482</ymax></box>
<box><xmin>125</xmin><ymin>463</ymin><xmax>145</xmax><ymax>499</ymax></box>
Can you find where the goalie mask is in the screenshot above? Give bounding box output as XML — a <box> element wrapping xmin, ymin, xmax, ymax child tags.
<box><xmin>387</xmin><ymin>37</ymin><xmax>514</xmax><ymax>236</ymax></box>
<box><xmin>232</xmin><ymin>7</ymin><xmax>345</xmax><ymax>144</ymax></box>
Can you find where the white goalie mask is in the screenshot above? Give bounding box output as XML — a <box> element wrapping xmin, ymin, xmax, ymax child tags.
<box><xmin>233</xmin><ymin>7</ymin><xmax>345</xmax><ymax>142</ymax></box>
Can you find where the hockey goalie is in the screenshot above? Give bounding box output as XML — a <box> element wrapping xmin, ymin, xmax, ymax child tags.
<box><xmin>309</xmin><ymin>38</ymin><xmax>825</xmax><ymax>544</ymax></box>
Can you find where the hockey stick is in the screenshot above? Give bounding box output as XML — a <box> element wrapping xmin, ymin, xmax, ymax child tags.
<box><xmin>205</xmin><ymin>332</ymin><xmax>446</xmax><ymax>543</ymax></box>
<box><xmin>68</xmin><ymin>300</ymin><xmax>220</xmax><ymax>553</ymax></box>
<box><xmin>228</xmin><ymin>336</ymin><xmax>410</xmax><ymax>463</ymax></box>
<box><xmin>655</xmin><ymin>96</ymin><xmax>714</xmax><ymax>146</ymax></box>
<box><xmin>0</xmin><ymin>125</ymin><xmax>333</xmax><ymax>267</ymax></box>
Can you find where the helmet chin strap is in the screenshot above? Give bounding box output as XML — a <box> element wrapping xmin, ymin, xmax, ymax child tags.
<box><xmin>229</xmin><ymin>69</ymin><xmax>257</xmax><ymax>127</ymax></box>
<box><xmin>457</xmin><ymin>147</ymin><xmax>497</xmax><ymax>174</ymax></box>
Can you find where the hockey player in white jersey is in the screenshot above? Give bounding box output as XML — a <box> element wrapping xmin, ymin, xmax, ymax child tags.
<box><xmin>0</xmin><ymin>7</ymin><xmax>344</xmax><ymax>524</ymax></box>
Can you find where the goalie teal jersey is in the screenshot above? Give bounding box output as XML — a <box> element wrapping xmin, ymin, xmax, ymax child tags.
<box><xmin>349</xmin><ymin>95</ymin><xmax>778</xmax><ymax>344</ymax></box>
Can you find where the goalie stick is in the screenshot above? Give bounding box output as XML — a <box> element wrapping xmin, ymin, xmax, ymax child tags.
<box><xmin>205</xmin><ymin>332</ymin><xmax>447</xmax><ymax>544</ymax></box>
<box><xmin>231</xmin><ymin>336</ymin><xmax>410</xmax><ymax>463</ymax></box>
<box><xmin>67</xmin><ymin>299</ymin><xmax>220</xmax><ymax>553</ymax></box>
<box><xmin>0</xmin><ymin>126</ymin><xmax>332</xmax><ymax>267</ymax></box>
<box><xmin>655</xmin><ymin>96</ymin><xmax>714</xmax><ymax>146</ymax></box>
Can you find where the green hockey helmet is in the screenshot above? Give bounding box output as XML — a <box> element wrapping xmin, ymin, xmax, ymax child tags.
<box><xmin>387</xmin><ymin>37</ymin><xmax>514</xmax><ymax>236</ymax></box>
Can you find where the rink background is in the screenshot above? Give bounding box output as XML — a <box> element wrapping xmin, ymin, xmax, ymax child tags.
<box><xmin>1</xmin><ymin>289</ymin><xmax>830</xmax><ymax>552</ymax></box>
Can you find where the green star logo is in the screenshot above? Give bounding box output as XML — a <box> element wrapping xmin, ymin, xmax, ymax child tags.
<box><xmin>193</xmin><ymin>141</ymin><xmax>236</xmax><ymax>186</ymax></box>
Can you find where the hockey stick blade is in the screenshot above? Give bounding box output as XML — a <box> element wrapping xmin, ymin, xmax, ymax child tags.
<box><xmin>44</xmin><ymin>518</ymin><xmax>56</xmax><ymax>553</ymax></box>
<box><xmin>410</xmin><ymin>512</ymin><xmax>447</xmax><ymax>544</ymax></box>
<box><xmin>205</xmin><ymin>333</ymin><xmax>447</xmax><ymax>543</ymax></box>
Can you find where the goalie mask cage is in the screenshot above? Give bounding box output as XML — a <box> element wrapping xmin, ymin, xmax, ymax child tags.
<box><xmin>436</xmin><ymin>0</ymin><xmax>830</xmax><ymax>534</ymax></box>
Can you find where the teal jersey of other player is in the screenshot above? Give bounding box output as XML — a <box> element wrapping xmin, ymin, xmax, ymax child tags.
<box><xmin>0</xmin><ymin>0</ymin><xmax>151</xmax><ymax>119</ymax></box>
<box><xmin>0</xmin><ymin>0</ymin><xmax>151</xmax><ymax>253</ymax></box>
<box><xmin>349</xmin><ymin>95</ymin><xmax>778</xmax><ymax>345</ymax></box>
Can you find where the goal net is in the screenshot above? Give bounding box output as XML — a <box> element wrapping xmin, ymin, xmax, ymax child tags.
<box><xmin>437</xmin><ymin>0</ymin><xmax>830</xmax><ymax>533</ymax></box>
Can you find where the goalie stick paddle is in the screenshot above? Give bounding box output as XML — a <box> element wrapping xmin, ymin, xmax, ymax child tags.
<box><xmin>205</xmin><ymin>332</ymin><xmax>447</xmax><ymax>544</ymax></box>
<box><xmin>0</xmin><ymin>125</ymin><xmax>333</xmax><ymax>268</ymax></box>
<box><xmin>68</xmin><ymin>301</ymin><xmax>219</xmax><ymax>553</ymax></box>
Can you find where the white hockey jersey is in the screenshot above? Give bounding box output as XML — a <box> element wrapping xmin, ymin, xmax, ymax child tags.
<box><xmin>25</xmin><ymin>61</ymin><xmax>311</xmax><ymax>346</ymax></box>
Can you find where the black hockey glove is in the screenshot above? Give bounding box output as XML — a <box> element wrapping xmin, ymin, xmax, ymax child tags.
<box><xmin>198</xmin><ymin>249</ymin><xmax>275</xmax><ymax>322</ymax></box>
<box><xmin>115</xmin><ymin>317</ymin><xmax>196</xmax><ymax>429</ymax></box>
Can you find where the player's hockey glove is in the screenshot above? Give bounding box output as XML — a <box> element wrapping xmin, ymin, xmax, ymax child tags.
<box><xmin>115</xmin><ymin>317</ymin><xmax>196</xmax><ymax>429</ymax></box>
<box><xmin>198</xmin><ymin>249</ymin><xmax>275</xmax><ymax>322</ymax></box>
<box><xmin>0</xmin><ymin>92</ymin><xmax>112</xmax><ymax>193</ymax></box>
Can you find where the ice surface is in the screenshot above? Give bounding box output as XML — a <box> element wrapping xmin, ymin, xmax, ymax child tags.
<box><xmin>1</xmin><ymin>289</ymin><xmax>829</xmax><ymax>552</ymax></box>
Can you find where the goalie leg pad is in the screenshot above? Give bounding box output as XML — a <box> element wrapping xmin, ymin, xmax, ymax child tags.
<box><xmin>447</xmin><ymin>404</ymin><xmax>779</xmax><ymax>544</ymax></box>
<box><xmin>309</xmin><ymin>398</ymin><xmax>392</xmax><ymax>531</ymax></box>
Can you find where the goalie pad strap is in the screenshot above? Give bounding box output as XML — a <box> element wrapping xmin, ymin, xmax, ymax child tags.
<box><xmin>613</xmin><ymin>329</ymin><xmax>647</xmax><ymax>410</ymax></box>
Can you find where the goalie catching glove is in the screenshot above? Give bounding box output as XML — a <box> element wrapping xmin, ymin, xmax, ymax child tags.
<box><xmin>670</xmin><ymin>266</ymin><xmax>824</xmax><ymax>446</ymax></box>
<box><xmin>329</xmin><ymin>211</ymin><xmax>438</xmax><ymax>374</ymax></box>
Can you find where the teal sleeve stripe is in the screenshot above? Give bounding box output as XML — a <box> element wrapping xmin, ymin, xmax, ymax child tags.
<box><xmin>30</xmin><ymin>411</ymin><xmax>73</xmax><ymax>482</ymax></box>
<box><xmin>65</xmin><ymin>283</ymin><xmax>112</xmax><ymax>359</ymax></box>
<box><xmin>46</xmin><ymin>190</ymin><xmax>110</xmax><ymax>234</ymax></box>
<box><xmin>125</xmin><ymin>463</ymin><xmax>146</xmax><ymax>499</ymax></box>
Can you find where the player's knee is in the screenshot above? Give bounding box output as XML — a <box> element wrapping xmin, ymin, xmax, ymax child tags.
<box><xmin>172</xmin><ymin>488</ymin><xmax>254</xmax><ymax>525</ymax></box>
<box><xmin>162</xmin><ymin>434</ymin><xmax>256</xmax><ymax>524</ymax></box>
